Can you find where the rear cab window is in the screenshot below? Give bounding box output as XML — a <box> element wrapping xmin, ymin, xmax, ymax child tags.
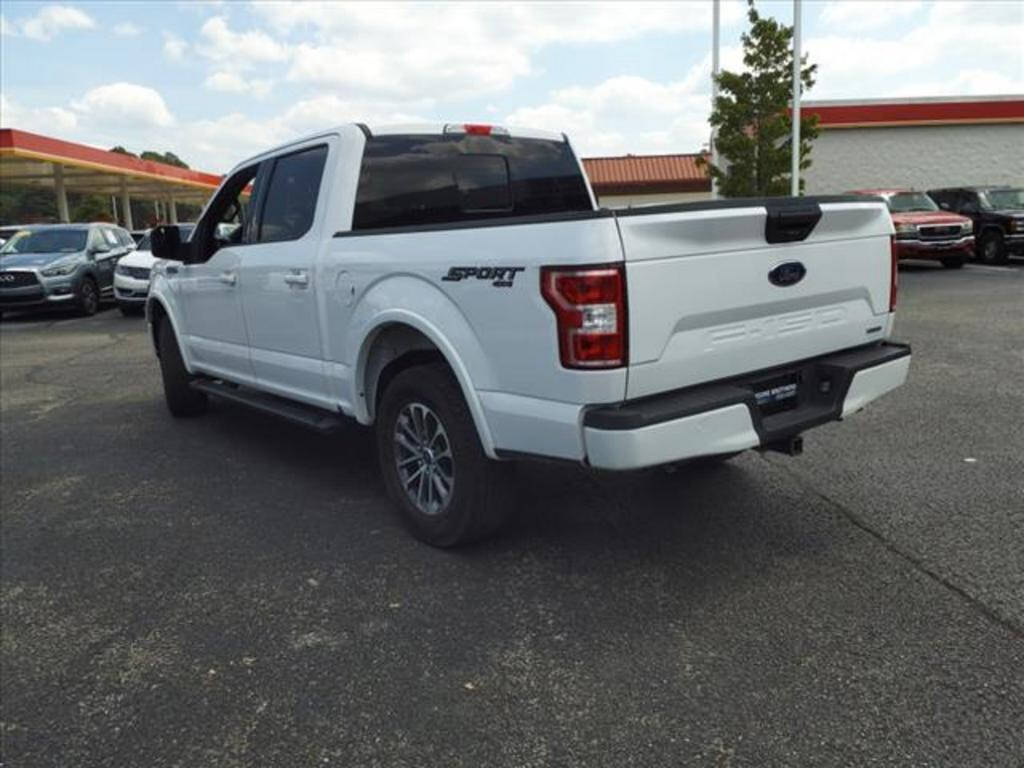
<box><xmin>352</xmin><ymin>133</ymin><xmax>593</xmax><ymax>231</ymax></box>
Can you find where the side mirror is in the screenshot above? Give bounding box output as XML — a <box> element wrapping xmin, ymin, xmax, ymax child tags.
<box><xmin>150</xmin><ymin>224</ymin><xmax>191</xmax><ymax>263</ymax></box>
<box><xmin>938</xmin><ymin>201</ymin><xmax>951</xmax><ymax>211</ymax></box>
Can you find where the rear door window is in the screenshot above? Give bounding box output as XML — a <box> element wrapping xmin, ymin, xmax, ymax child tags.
<box><xmin>353</xmin><ymin>134</ymin><xmax>592</xmax><ymax>231</ymax></box>
<box><xmin>257</xmin><ymin>144</ymin><xmax>328</xmax><ymax>243</ymax></box>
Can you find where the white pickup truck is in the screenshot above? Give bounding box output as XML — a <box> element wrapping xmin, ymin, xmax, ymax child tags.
<box><xmin>147</xmin><ymin>122</ymin><xmax>910</xmax><ymax>546</ymax></box>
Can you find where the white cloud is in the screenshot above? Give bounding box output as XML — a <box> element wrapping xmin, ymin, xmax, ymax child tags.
<box><xmin>886</xmin><ymin>70</ymin><xmax>1024</xmax><ymax>99</ymax></box>
<box><xmin>17</xmin><ymin>4</ymin><xmax>95</xmax><ymax>41</ymax></box>
<box><xmin>818</xmin><ymin>1</ymin><xmax>923</xmax><ymax>32</ymax></box>
<box><xmin>203</xmin><ymin>71</ymin><xmax>273</xmax><ymax>98</ymax></box>
<box><xmin>277</xmin><ymin>95</ymin><xmax>431</xmax><ymax>136</ymax></box>
<box><xmin>807</xmin><ymin>2</ymin><xmax>1024</xmax><ymax>99</ymax></box>
<box><xmin>256</xmin><ymin>1</ymin><xmax>745</xmax><ymax>101</ymax></box>
<box><xmin>286</xmin><ymin>42</ymin><xmax>530</xmax><ymax>100</ymax></box>
<box><xmin>113</xmin><ymin>22</ymin><xmax>143</xmax><ymax>37</ymax></box>
<box><xmin>163</xmin><ymin>33</ymin><xmax>187</xmax><ymax>61</ymax></box>
<box><xmin>0</xmin><ymin>94</ymin><xmax>78</xmax><ymax>133</ymax></box>
<box><xmin>197</xmin><ymin>16</ymin><xmax>288</xmax><ymax>69</ymax></box>
<box><xmin>504</xmin><ymin>43</ymin><xmax>744</xmax><ymax>157</ymax></box>
<box><xmin>71</xmin><ymin>83</ymin><xmax>174</xmax><ymax>128</ymax></box>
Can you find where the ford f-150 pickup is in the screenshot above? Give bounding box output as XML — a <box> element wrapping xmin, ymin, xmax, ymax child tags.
<box><xmin>146</xmin><ymin>122</ymin><xmax>911</xmax><ymax>546</ymax></box>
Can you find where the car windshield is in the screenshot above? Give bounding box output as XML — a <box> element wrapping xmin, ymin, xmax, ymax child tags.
<box><xmin>979</xmin><ymin>188</ymin><xmax>1024</xmax><ymax>210</ymax></box>
<box><xmin>886</xmin><ymin>192</ymin><xmax>938</xmax><ymax>213</ymax></box>
<box><xmin>0</xmin><ymin>228</ymin><xmax>87</xmax><ymax>255</ymax></box>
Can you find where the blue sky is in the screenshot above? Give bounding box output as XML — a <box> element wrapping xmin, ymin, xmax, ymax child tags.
<box><xmin>2</xmin><ymin>1</ymin><xmax>1022</xmax><ymax>173</ymax></box>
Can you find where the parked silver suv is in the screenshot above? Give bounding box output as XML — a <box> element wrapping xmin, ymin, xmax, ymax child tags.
<box><xmin>0</xmin><ymin>223</ymin><xmax>133</xmax><ymax>317</ymax></box>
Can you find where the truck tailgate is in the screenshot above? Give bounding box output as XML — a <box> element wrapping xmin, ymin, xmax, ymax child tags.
<box><xmin>618</xmin><ymin>199</ymin><xmax>894</xmax><ymax>400</ymax></box>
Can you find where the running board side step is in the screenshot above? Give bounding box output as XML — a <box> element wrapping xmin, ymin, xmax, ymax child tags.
<box><xmin>190</xmin><ymin>379</ymin><xmax>346</xmax><ymax>433</ymax></box>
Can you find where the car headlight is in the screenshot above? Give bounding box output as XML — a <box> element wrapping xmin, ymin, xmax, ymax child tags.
<box><xmin>1010</xmin><ymin>218</ymin><xmax>1023</xmax><ymax>233</ymax></box>
<box><xmin>41</xmin><ymin>261</ymin><xmax>77</xmax><ymax>277</ymax></box>
<box><xmin>895</xmin><ymin>222</ymin><xmax>917</xmax><ymax>237</ymax></box>
<box><xmin>961</xmin><ymin>221</ymin><xmax>974</xmax><ymax>235</ymax></box>
<box><xmin>115</xmin><ymin>263</ymin><xmax>129</xmax><ymax>276</ymax></box>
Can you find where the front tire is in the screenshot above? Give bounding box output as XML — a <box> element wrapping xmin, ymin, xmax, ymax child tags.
<box><xmin>157</xmin><ymin>318</ymin><xmax>207</xmax><ymax>417</ymax></box>
<box><xmin>77</xmin><ymin>277</ymin><xmax>99</xmax><ymax>316</ymax></box>
<box><xmin>376</xmin><ymin>363</ymin><xmax>510</xmax><ymax>547</ymax></box>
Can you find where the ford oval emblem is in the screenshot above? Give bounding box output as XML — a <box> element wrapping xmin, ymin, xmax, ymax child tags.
<box><xmin>768</xmin><ymin>261</ymin><xmax>806</xmax><ymax>287</ymax></box>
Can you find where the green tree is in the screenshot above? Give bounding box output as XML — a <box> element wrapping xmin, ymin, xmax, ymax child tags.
<box><xmin>0</xmin><ymin>186</ymin><xmax>58</xmax><ymax>223</ymax></box>
<box><xmin>700</xmin><ymin>0</ymin><xmax>819</xmax><ymax>197</ymax></box>
<box><xmin>140</xmin><ymin>150</ymin><xmax>189</xmax><ymax>169</ymax></box>
<box><xmin>69</xmin><ymin>195</ymin><xmax>113</xmax><ymax>222</ymax></box>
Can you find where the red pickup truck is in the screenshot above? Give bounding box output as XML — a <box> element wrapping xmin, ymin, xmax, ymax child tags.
<box><xmin>850</xmin><ymin>189</ymin><xmax>974</xmax><ymax>269</ymax></box>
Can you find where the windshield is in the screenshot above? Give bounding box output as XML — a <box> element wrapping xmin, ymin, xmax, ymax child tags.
<box><xmin>0</xmin><ymin>229</ymin><xmax>87</xmax><ymax>255</ymax></box>
<box><xmin>138</xmin><ymin>224</ymin><xmax>194</xmax><ymax>252</ymax></box>
<box><xmin>886</xmin><ymin>192</ymin><xmax>938</xmax><ymax>213</ymax></box>
<box><xmin>979</xmin><ymin>188</ymin><xmax>1024</xmax><ymax>211</ymax></box>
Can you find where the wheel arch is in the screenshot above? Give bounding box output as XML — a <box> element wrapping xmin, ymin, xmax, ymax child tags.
<box><xmin>355</xmin><ymin>314</ymin><xmax>498</xmax><ymax>459</ymax></box>
<box><xmin>146</xmin><ymin>294</ymin><xmax>189</xmax><ymax>370</ymax></box>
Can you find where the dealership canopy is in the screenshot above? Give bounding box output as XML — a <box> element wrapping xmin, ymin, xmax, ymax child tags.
<box><xmin>0</xmin><ymin>128</ymin><xmax>224</xmax><ymax>228</ymax></box>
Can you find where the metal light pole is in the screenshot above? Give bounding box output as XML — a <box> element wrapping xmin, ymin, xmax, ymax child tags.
<box><xmin>790</xmin><ymin>0</ymin><xmax>802</xmax><ymax>196</ymax></box>
<box><xmin>711</xmin><ymin>0</ymin><xmax>721</xmax><ymax>199</ymax></box>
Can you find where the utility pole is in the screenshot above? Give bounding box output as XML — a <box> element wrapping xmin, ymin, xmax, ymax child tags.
<box><xmin>711</xmin><ymin>0</ymin><xmax>721</xmax><ymax>199</ymax></box>
<box><xmin>790</xmin><ymin>0</ymin><xmax>802</xmax><ymax>196</ymax></box>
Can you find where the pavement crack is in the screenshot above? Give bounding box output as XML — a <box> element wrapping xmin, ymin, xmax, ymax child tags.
<box><xmin>765</xmin><ymin>453</ymin><xmax>1024</xmax><ymax>639</ymax></box>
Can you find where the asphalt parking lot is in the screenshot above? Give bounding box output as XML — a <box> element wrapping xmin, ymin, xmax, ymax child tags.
<box><xmin>2</xmin><ymin>261</ymin><xmax>1023</xmax><ymax>767</ymax></box>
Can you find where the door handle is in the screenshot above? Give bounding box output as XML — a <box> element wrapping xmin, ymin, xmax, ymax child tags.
<box><xmin>283</xmin><ymin>272</ymin><xmax>309</xmax><ymax>288</ymax></box>
<box><xmin>218</xmin><ymin>271</ymin><xmax>237</xmax><ymax>286</ymax></box>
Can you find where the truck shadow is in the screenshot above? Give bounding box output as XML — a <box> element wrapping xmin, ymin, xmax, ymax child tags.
<box><xmin>192</xmin><ymin>397</ymin><xmax>828</xmax><ymax>570</ymax></box>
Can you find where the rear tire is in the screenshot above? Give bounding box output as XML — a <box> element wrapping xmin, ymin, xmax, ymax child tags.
<box><xmin>941</xmin><ymin>257</ymin><xmax>964</xmax><ymax>269</ymax></box>
<box><xmin>376</xmin><ymin>362</ymin><xmax>510</xmax><ymax>547</ymax></box>
<box><xmin>157</xmin><ymin>318</ymin><xmax>207</xmax><ymax>417</ymax></box>
<box><xmin>77</xmin><ymin>278</ymin><xmax>99</xmax><ymax>316</ymax></box>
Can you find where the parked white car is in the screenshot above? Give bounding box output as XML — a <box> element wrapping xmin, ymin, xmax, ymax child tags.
<box><xmin>114</xmin><ymin>224</ymin><xmax>193</xmax><ymax>315</ymax></box>
<box><xmin>147</xmin><ymin>122</ymin><xmax>910</xmax><ymax>546</ymax></box>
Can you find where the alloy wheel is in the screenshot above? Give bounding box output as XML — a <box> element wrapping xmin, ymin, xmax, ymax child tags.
<box><xmin>393</xmin><ymin>402</ymin><xmax>455</xmax><ymax>516</ymax></box>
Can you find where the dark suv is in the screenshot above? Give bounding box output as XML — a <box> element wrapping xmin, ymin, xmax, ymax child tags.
<box><xmin>0</xmin><ymin>223</ymin><xmax>134</xmax><ymax>317</ymax></box>
<box><xmin>927</xmin><ymin>187</ymin><xmax>1024</xmax><ymax>264</ymax></box>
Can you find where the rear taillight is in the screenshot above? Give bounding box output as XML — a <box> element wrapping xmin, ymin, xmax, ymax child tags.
<box><xmin>541</xmin><ymin>264</ymin><xmax>627</xmax><ymax>369</ymax></box>
<box><xmin>889</xmin><ymin>235</ymin><xmax>899</xmax><ymax>312</ymax></box>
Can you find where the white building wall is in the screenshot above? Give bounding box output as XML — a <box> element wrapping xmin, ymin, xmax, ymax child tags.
<box><xmin>597</xmin><ymin>190</ymin><xmax>711</xmax><ymax>208</ymax></box>
<box><xmin>804</xmin><ymin>123</ymin><xmax>1024</xmax><ymax>194</ymax></box>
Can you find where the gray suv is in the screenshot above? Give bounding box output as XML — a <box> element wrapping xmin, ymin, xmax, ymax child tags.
<box><xmin>0</xmin><ymin>223</ymin><xmax>134</xmax><ymax>317</ymax></box>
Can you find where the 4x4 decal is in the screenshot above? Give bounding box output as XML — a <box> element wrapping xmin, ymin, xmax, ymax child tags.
<box><xmin>442</xmin><ymin>266</ymin><xmax>525</xmax><ymax>288</ymax></box>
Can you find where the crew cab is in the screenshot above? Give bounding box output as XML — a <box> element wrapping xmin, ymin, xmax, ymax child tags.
<box><xmin>928</xmin><ymin>186</ymin><xmax>1024</xmax><ymax>264</ymax></box>
<box><xmin>146</xmin><ymin>123</ymin><xmax>910</xmax><ymax>546</ymax></box>
<box><xmin>850</xmin><ymin>188</ymin><xmax>973</xmax><ymax>269</ymax></box>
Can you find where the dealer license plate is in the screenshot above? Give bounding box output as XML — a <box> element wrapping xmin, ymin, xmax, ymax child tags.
<box><xmin>753</xmin><ymin>374</ymin><xmax>799</xmax><ymax>414</ymax></box>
